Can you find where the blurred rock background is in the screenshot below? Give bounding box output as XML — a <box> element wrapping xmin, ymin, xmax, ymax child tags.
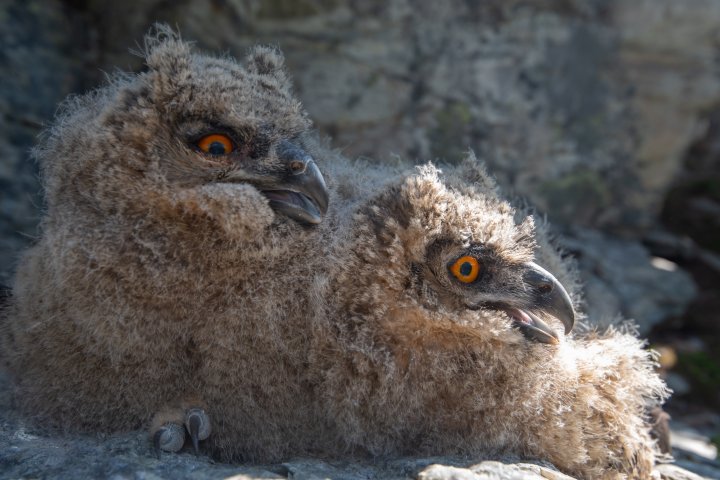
<box><xmin>1</xmin><ymin>0</ymin><xmax>719</xmax><ymax>476</ymax></box>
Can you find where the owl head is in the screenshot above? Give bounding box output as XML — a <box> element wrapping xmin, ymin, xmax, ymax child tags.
<box><xmin>330</xmin><ymin>157</ymin><xmax>576</xmax><ymax>349</ymax></box>
<box><xmin>36</xmin><ymin>25</ymin><xmax>328</xmax><ymax>240</ymax></box>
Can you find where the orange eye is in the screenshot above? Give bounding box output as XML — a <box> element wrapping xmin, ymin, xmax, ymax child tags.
<box><xmin>197</xmin><ymin>134</ymin><xmax>234</xmax><ymax>155</ymax></box>
<box><xmin>450</xmin><ymin>256</ymin><xmax>480</xmax><ymax>283</ymax></box>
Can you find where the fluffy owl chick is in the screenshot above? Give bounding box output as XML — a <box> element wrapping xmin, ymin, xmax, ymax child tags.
<box><xmin>0</xmin><ymin>26</ymin><xmax>329</xmax><ymax>454</ymax></box>
<box><xmin>311</xmin><ymin>158</ymin><xmax>669</xmax><ymax>479</ymax></box>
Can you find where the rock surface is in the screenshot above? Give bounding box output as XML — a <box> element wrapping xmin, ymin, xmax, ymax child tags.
<box><xmin>1</xmin><ymin>420</ymin><xmax>717</xmax><ymax>480</ymax></box>
<box><xmin>0</xmin><ymin>0</ymin><xmax>99</xmax><ymax>285</ymax></box>
<box><xmin>560</xmin><ymin>227</ymin><xmax>697</xmax><ymax>335</ymax></box>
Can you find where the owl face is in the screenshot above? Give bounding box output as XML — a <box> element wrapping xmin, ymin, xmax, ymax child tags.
<box><xmin>413</xmin><ymin>236</ymin><xmax>575</xmax><ymax>344</ymax></box>
<box><xmin>40</xmin><ymin>34</ymin><xmax>328</xmax><ymax>228</ymax></box>
<box><xmin>343</xmin><ymin>166</ymin><xmax>575</xmax><ymax>345</ymax></box>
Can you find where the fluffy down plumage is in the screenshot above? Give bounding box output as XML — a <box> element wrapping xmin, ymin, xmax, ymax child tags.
<box><xmin>308</xmin><ymin>159</ymin><xmax>670</xmax><ymax>479</ymax></box>
<box><xmin>0</xmin><ymin>28</ymin><xmax>668</xmax><ymax>479</ymax></box>
<box><xmin>197</xmin><ymin>155</ymin><xmax>669</xmax><ymax>480</ymax></box>
<box><xmin>0</xmin><ymin>26</ymin><xmax>329</xmax><ymax>439</ymax></box>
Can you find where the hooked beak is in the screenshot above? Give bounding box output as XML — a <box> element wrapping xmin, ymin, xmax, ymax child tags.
<box><xmin>260</xmin><ymin>141</ymin><xmax>329</xmax><ymax>225</ymax></box>
<box><xmin>506</xmin><ymin>262</ymin><xmax>576</xmax><ymax>345</ymax></box>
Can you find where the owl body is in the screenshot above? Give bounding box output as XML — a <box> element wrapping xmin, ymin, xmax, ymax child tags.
<box><xmin>7</xmin><ymin>213</ymin><xmax>308</xmax><ymax>430</ymax></box>
<box><xmin>305</xmin><ymin>162</ymin><xmax>668</xmax><ymax>479</ymax></box>
<box><xmin>1</xmin><ymin>28</ymin><xmax>330</xmax><ymax>435</ymax></box>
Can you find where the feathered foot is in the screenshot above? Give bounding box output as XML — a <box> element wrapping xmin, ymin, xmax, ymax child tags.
<box><xmin>149</xmin><ymin>403</ymin><xmax>211</xmax><ymax>458</ymax></box>
<box><xmin>152</xmin><ymin>422</ymin><xmax>185</xmax><ymax>458</ymax></box>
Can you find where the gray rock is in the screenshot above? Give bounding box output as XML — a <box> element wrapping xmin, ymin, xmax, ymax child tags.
<box><xmin>0</xmin><ymin>0</ymin><xmax>98</xmax><ymax>284</ymax></box>
<box><xmin>418</xmin><ymin>461</ymin><xmax>575</xmax><ymax>480</ymax></box>
<box><xmin>656</xmin><ymin>464</ymin><xmax>711</xmax><ymax>480</ymax></box>
<box><xmin>669</xmin><ymin>419</ymin><xmax>720</xmax><ymax>479</ymax></box>
<box><xmin>560</xmin><ymin>228</ymin><xmax>697</xmax><ymax>334</ymax></box>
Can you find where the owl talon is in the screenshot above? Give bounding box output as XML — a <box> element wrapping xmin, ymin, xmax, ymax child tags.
<box><xmin>152</xmin><ymin>422</ymin><xmax>186</xmax><ymax>458</ymax></box>
<box><xmin>185</xmin><ymin>407</ymin><xmax>211</xmax><ymax>454</ymax></box>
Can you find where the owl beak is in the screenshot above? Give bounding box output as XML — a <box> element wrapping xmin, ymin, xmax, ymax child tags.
<box><xmin>261</xmin><ymin>141</ymin><xmax>330</xmax><ymax>225</ymax></box>
<box><xmin>523</xmin><ymin>262</ymin><xmax>575</xmax><ymax>334</ymax></box>
<box><xmin>505</xmin><ymin>262</ymin><xmax>576</xmax><ymax>345</ymax></box>
<box><xmin>506</xmin><ymin>308</ymin><xmax>561</xmax><ymax>345</ymax></box>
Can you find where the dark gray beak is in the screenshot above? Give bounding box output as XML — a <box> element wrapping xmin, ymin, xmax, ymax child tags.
<box><xmin>261</xmin><ymin>141</ymin><xmax>330</xmax><ymax>225</ymax></box>
<box><xmin>506</xmin><ymin>262</ymin><xmax>576</xmax><ymax>345</ymax></box>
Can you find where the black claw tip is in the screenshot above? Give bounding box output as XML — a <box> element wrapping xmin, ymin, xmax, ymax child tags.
<box><xmin>188</xmin><ymin>414</ymin><xmax>201</xmax><ymax>454</ymax></box>
<box><xmin>152</xmin><ymin>429</ymin><xmax>163</xmax><ymax>459</ymax></box>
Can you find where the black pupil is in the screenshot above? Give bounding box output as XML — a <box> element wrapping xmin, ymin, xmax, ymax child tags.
<box><xmin>459</xmin><ymin>262</ymin><xmax>473</xmax><ymax>276</ymax></box>
<box><xmin>208</xmin><ymin>141</ymin><xmax>226</xmax><ymax>155</ymax></box>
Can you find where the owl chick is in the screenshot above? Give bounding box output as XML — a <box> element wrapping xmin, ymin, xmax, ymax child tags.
<box><xmin>305</xmin><ymin>157</ymin><xmax>670</xmax><ymax>479</ymax></box>
<box><xmin>0</xmin><ymin>26</ymin><xmax>329</xmax><ymax>455</ymax></box>
<box><xmin>191</xmin><ymin>154</ymin><xmax>668</xmax><ymax>478</ymax></box>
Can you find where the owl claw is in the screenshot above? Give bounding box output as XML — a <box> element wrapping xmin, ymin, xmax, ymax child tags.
<box><xmin>185</xmin><ymin>407</ymin><xmax>211</xmax><ymax>454</ymax></box>
<box><xmin>152</xmin><ymin>422</ymin><xmax>186</xmax><ymax>458</ymax></box>
<box><xmin>150</xmin><ymin>405</ymin><xmax>211</xmax><ymax>458</ymax></box>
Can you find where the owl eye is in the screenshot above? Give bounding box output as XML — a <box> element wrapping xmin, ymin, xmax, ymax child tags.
<box><xmin>449</xmin><ymin>255</ymin><xmax>481</xmax><ymax>283</ymax></box>
<box><xmin>196</xmin><ymin>134</ymin><xmax>234</xmax><ymax>155</ymax></box>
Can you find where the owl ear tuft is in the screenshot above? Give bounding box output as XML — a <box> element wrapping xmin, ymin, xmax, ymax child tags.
<box><xmin>139</xmin><ymin>24</ymin><xmax>194</xmax><ymax>103</ymax></box>
<box><xmin>142</xmin><ymin>23</ymin><xmax>192</xmax><ymax>75</ymax></box>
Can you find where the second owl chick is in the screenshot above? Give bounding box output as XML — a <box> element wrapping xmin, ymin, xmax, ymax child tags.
<box><xmin>195</xmin><ymin>154</ymin><xmax>669</xmax><ymax>479</ymax></box>
<box><xmin>310</xmin><ymin>159</ymin><xmax>669</xmax><ymax>479</ymax></box>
